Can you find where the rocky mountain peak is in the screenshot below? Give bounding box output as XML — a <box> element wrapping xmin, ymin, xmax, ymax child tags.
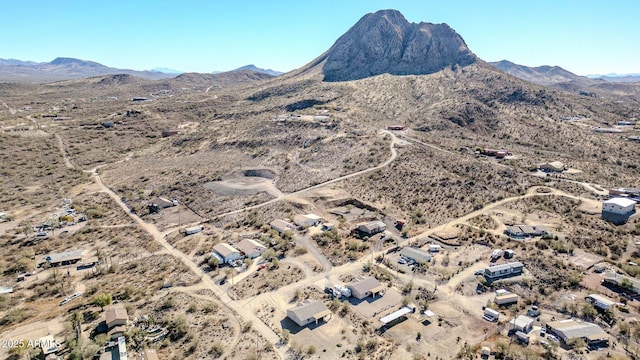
<box><xmin>320</xmin><ymin>9</ymin><xmax>477</xmax><ymax>82</ymax></box>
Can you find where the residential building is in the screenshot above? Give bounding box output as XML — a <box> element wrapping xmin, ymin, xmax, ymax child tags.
<box><xmin>484</xmin><ymin>262</ymin><xmax>524</xmax><ymax>281</ymax></box>
<box><xmin>235</xmin><ymin>239</ymin><xmax>267</xmax><ymax>259</ymax></box>
<box><xmin>286</xmin><ymin>299</ymin><xmax>331</xmax><ymax>327</ymax></box>
<box><xmin>148</xmin><ymin>197</ymin><xmax>174</xmax><ymax>213</ymax></box>
<box><xmin>602</xmin><ymin>272</ymin><xmax>640</xmax><ymax>295</ymax></box>
<box><xmin>270</xmin><ymin>219</ymin><xmax>296</xmax><ymax>234</ymax></box>
<box><xmin>509</xmin><ymin>315</ymin><xmax>535</xmax><ymax>333</ymax></box>
<box><xmin>494</xmin><ymin>293</ymin><xmax>519</xmax><ymax>306</ymax></box>
<box><xmin>586</xmin><ymin>294</ymin><xmax>616</xmax><ymax>310</ymax></box>
<box><xmin>538</xmin><ymin>161</ymin><xmax>566</xmax><ymax>172</ymax></box>
<box><xmin>400</xmin><ymin>247</ymin><xmax>432</xmax><ymax>263</ymax></box>
<box><xmin>602</xmin><ymin>197</ymin><xmax>636</xmax><ymax>225</ymax></box>
<box><xmin>45</xmin><ymin>250</ymin><xmax>85</xmax><ymax>267</ymax></box>
<box><xmin>184</xmin><ymin>225</ymin><xmax>203</xmax><ymax>235</ymax></box>
<box><xmin>505</xmin><ymin>225</ymin><xmax>548</xmax><ymax>238</ymax></box>
<box><xmin>356</xmin><ymin>221</ymin><xmax>386</xmax><ymax>236</ymax></box>
<box><xmin>106</xmin><ymin>305</ymin><xmax>128</xmax><ymax>329</ymax></box>
<box><xmin>428</xmin><ymin>244</ymin><xmax>442</xmax><ymax>252</ymax></box>
<box><xmin>347</xmin><ymin>277</ymin><xmax>385</xmax><ymax>299</ymax></box>
<box><xmin>483</xmin><ymin>308</ymin><xmax>499</xmax><ymax>322</ymax></box>
<box><xmin>293</xmin><ymin>214</ymin><xmax>323</xmax><ymax>228</ymax></box>
<box><xmin>546</xmin><ymin>319</ymin><xmax>609</xmax><ymax>348</ymax></box>
<box><xmin>212</xmin><ymin>243</ymin><xmax>241</xmax><ymax>264</ymax></box>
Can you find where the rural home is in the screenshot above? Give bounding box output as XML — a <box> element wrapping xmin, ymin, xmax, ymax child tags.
<box><xmin>356</xmin><ymin>221</ymin><xmax>386</xmax><ymax>236</ymax></box>
<box><xmin>428</xmin><ymin>244</ymin><xmax>442</xmax><ymax>252</ymax></box>
<box><xmin>286</xmin><ymin>299</ymin><xmax>332</xmax><ymax>327</ymax></box>
<box><xmin>294</xmin><ymin>213</ymin><xmax>323</xmax><ymax>228</ymax></box>
<box><xmin>347</xmin><ymin>276</ymin><xmax>386</xmax><ymax>299</ymax></box>
<box><xmin>586</xmin><ymin>294</ymin><xmax>616</xmax><ymax>310</ymax></box>
<box><xmin>45</xmin><ymin>250</ymin><xmax>85</xmax><ymax>267</ymax></box>
<box><xmin>235</xmin><ymin>238</ymin><xmax>267</xmax><ymax>259</ymax></box>
<box><xmin>538</xmin><ymin>161</ymin><xmax>566</xmax><ymax>172</ymax></box>
<box><xmin>270</xmin><ymin>219</ymin><xmax>296</xmax><ymax>234</ymax></box>
<box><xmin>546</xmin><ymin>319</ymin><xmax>609</xmax><ymax>348</ymax></box>
<box><xmin>483</xmin><ymin>308</ymin><xmax>499</xmax><ymax>322</ymax></box>
<box><xmin>494</xmin><ymin>292</ymin><xmax>519</xmax><ymax>306</ymax></box>
<box><xmin>106</xmin><ymin>305</ymin><xmax>129</xmax><ymax>340</ymax></box>
<box><xmin>484</xmin><ymin>262</ymin><xmax>524</xmax><ymax>281</ymax></box>
<box><xmin>504</xmin><ymin>225</ymin><xmax>548</xmax><ymax>238</ymax></box>
<box><xmin>602</xmin><ymin>272</ymin><xmax>640</xmax><ymax>295</ymax></box>
<box><xmin>602</xmin><ymin>197</ymin><xmax>636</xmax><ymax>225</ymax></box>
<box><xmin>212</xmin><ymin>243</ymin><xmax>241</xmax><ymax>264</ymax></box>
<box><xmin>400</xmin><ymin>247</ymin><xmax>432</xmax><ymax>263</ymax></box>
<box><xmin>147</xmin><ymin>197</ymin><xmax>174</xmax><ymax>213</ymax></box>
<box><xmin>184</xmin><ymin>225</ymin><xmax>203</xmax><ymax>235</ymax></box>
<box><xmin>509</xmin><ymin>315</ymin><xmax>535</xmax><ymax>333</ymax></box>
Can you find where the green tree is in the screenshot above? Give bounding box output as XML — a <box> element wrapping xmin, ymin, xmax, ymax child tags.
<box><xmin>94</xmin><ymin>293</ymin><xmax>112</xmax><ymax>311</ymax></box>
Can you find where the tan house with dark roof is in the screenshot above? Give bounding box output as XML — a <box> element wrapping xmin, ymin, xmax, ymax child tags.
<box><xmin>287</xmin><ymin>299</ymin><xmax>331</xmax><ymax>327</ymax></box>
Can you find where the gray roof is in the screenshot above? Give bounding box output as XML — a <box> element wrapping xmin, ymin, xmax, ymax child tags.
<box><xmin>487</xmin><ymin>262</ymin><xmax>523</xmax><ymax>273</ymax></box>
<box><xmin>287</xmin><ymin>300</ymin><xmax>329</xmax><ymax>321</ymax></box>
<box><xmin>548</xmin><ymin>320</ymin><xmax>608</xmax><ymax>341</ymax></box>
<box><xmin>510</xmin><ymin>315</ymin><xmax>535</xmax><ymax>328</ymax></box>
<box><xmin>400</xmin><ymin>247</ymin><xmax>432</xmax><ymax>262</ymax></box>
<box><xmin>46</xmin><ymin>250</ymin><xmax>85</xmax><ymax>263</ymax></box>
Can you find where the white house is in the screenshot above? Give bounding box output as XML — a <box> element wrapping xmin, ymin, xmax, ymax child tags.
<box><xmin>235</xmin><ymin>239</ymin><xmax>267</xmax><ymax>259</ymax></box>
<box><xmin>586</xmin><ymin>294</ymin><xmax>616</xmax><ymax>310</ymax></box>
<box><xmin>509</xmin><ymin>315</ymin><xmax>535</xmax><ymax>333</ymax></box>
<box><xmin>602</xmin><ymin>197</ymin><xmax>636</xmax><ymax>224</ymax></box>
<box><xmin>212</xmin><ymin>243</ymin><xmax>241</xmax><ymax>264</ymax></box>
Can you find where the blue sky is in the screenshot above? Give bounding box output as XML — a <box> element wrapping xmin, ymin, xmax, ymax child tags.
<box><xmin>1</xmin><ymin>0</ymin><xmax>638</xmax><ymax>75</ymax></box>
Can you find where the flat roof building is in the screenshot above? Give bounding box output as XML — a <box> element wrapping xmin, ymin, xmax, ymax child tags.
<box><xmin>45</xmin><ymin>250</ymin><xmax>85</xmax><ymax>266</ymax></box>
<box><xmin>509</xmin><ymin>315</ymin><xmax>535</xmax><ymax>333</ymax></box>
<box><xmin>270</xmin><ymin>219</ymin><xmax>296</xmax><ymax>234</ymax></box>
<box><xmin>586</xmin><ymin>294</ymin><xmax>616</xmax><ymax>310</ymax></box>
<box><xmin>602</xmin><ymin>197</ymin><xmax>636</xmax><ymax>225</ymax></box>
<box><xmin>484</xmin><ymin>262</ymin><xmax>524</xmax><ymax>281</ymax></box>
<box><xmin>546</xmin><ymin>319</ymin><xmax>609</xmax><ymax>348</ymax></box>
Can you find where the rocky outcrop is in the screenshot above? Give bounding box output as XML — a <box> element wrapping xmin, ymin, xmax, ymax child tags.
<box><xmin>320</xmin><ymin>9</ymin><xmax>477</xmax><ymax>82</ymax></box>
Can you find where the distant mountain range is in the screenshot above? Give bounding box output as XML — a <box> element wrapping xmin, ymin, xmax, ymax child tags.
<box><xmin>232</xmin><ymin>64</ymin><xmax>283</xmax><ymax>76</ymax></box>
<box><xmin>490</xmin><ymin>60</ymin><xmax>640</xmax><ymax>85</ymax></box>
<box><xmin>0</xmin><ymin>58</ymin><xmax>284</xmax><ymax>83</ymax></box>
<box><xmin>0</xmin><ymin>57</ymin><xmax>176</xmax><ymax>82</ymax></box>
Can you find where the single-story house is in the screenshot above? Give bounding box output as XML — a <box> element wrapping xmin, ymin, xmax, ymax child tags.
<box><xmin>270</xmin><ymin>219</ymin><xmax>296</xmax><ymax>234</ymax></box>
<box><xmin>546</xmin><ymin>319</ymin><xmax>609</xmax><ymax>348</ymax></box>
<box><xmin>105</xmin><ymin>305</ymin><xmax>128</xmax><ymax>329</ymax></box>
<box><xmin>538</xmin><ymin>161</ymin><xmax>566</xmax><ymax>172</ymax></box>
<box><xmin>603</xmin><ymin>272</ymin><xmax>640</xmax><ymax>295</ymax></box>
<box><xmin>400</xmin><ymin>247</ymin><xmax>432</xmax><ymax>263</ymax></box>
<box><xmin>356</xmin><ymin>221</ymin><xmax>386</xmax><ymax>236</ymax></box>
<box><xmin>347</xmin><ymin>277</ymin><xmax>385</xmax><ymax>299</ymax></box>
<box><xmin>294</xmin><ymin>214</ymin><xmax>323</xmax><ymax>228</ymax></box>
<box><xmin>148</xmin><ymin>197</ymin><xmax>174</xmax><ymax>213</ymax></box>
<box><xmin>484</xmin><ymin>262</ymin><xmax>524</xmax><ymax>281</ymax></box>
<box><xmin>235</xmin><ymin>239</ymin><xmax>267</xmax><ymax>259</ymax></box>
<box><xmin>184</xmin><ymin>225</ymin><xmax>203</xmax><ymax>235</ymax></box>
<box><xmin>505</xmin><ymin>225</ymin><xmax>548</xmax><ymax>237</ymax></box>
<box><xmin>586</xmin><ymin>294</ymin><xmax>616</xmax><ymax>310</ymax></box>
<box><xmin>287</xmin><ymin>299</ymin><xmax>331</xmax><ymax>327</ymax></box>
<box><xmin>509</xmin><ymin>315</ymin><xmax>535</xmax><ymax>333</ymax></box>
<box><xmin>495</xmin><ymin>293</ymin><xmax>519</xmax><ymax>306</ymax></box>
<box><xmin>212</xmin><ymin>243</ymin><xmax>241</xmax><ymax>264</ymax></box>
<box><xmin>602</xmin><ymin>197</ymin><xmax>637</xmax><ymax>225</ymax></box>
<box><xmin>45</xmin><ymin>250</ymin><xmax>86</xmax><ymax>267</ymax></box>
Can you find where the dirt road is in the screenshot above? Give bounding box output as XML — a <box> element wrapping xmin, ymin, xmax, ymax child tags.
<box><xmin>92</xmin><ymin>174</ymin><xmax>288</xmax><ymax>359</ymax></box>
